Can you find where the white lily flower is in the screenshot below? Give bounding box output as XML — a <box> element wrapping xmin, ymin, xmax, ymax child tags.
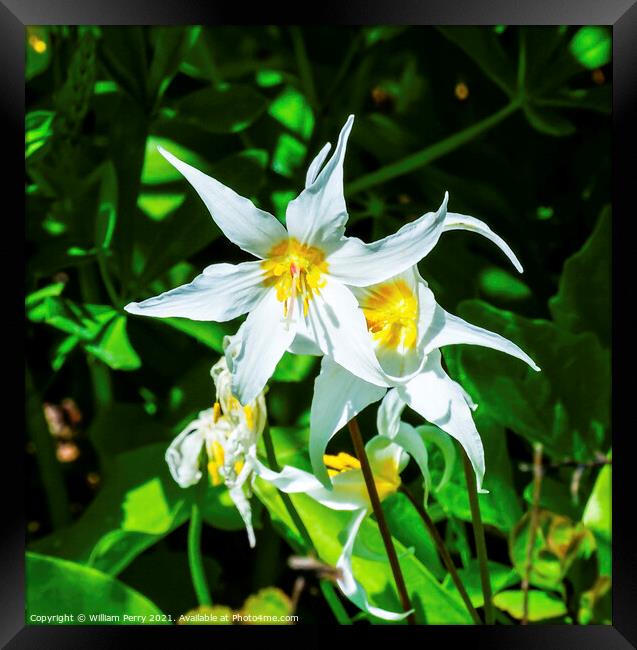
<box><xmin>255</xmin><ymin>432</ymin><xmax>422</xmax><ymax>621</ymax></box>
<box><xmin>123</xmin><ymin>115</ymin><xmax>472</xmax><ymax>405</ymax></box>
<box><xmin>309</xmin><ymin>264</ymin><xmax>540</xmax><ymax>491</ymax></box>
<box><xmin>165</xmin><ymin>354</ymin><xmax>267</xmax><ymax>547</ymax></box>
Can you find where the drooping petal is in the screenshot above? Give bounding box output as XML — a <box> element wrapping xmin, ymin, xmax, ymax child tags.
<box><xmin>336</xmin><ymin>509</ymin><xmax>413</xmax><ymax>621</ymax></box>
<box><xmin>423</xmin><ymin>304</ymin><xmax>540</xmax><ymax>371</ymax></box>
<box><xmin>443</xmin><ymin>212</ymin><xmax>523</xmax><ymax>273</ymax></box>
<box><xmin>305</xmin><ymin>142</ymin><xmax>331</xmax><ymax>188</ymax></box>
<box><xmin>254</xmin><ymin>460</ymin><xmax>366</xmax><ymax>511</ymax></box>
<box><xmin>417</xmin><ymin>424</ymin><xmax>457</xmax><ymax>492</ymax></box>
<box><xmin>158</xmin><ymin>146</ymin><xmax>287</xmax><ymax>258</ymax></box>
<box><xmin>125</xmin><ymin>261</ymin><xmax>265</xmax><ymax>322</ymax></box>
<box><xmin>327</xmin><ymin>192</ymin><xmax>448</xmax><ymax>286</ymax></box>
<box><xmin>285</xmin><ymin>115</ymin><xmax>354</xmax><ymax>248</ymax></box>
<box><xmin>310</xmin><ymin>357</ymin><xmax>386</xmax><ymax>486</ymax></box>
<box><xmin>365</xmin><ymin>435</ymin><xmax>407</xmax><ymax>487</ymax></box>
<box><xmin>392</xmin><ymin>422</ymin><xmax>432</xmax><ymax>502</ymax></box>
<box><xmin>376</xmin><ymin>388</ymin><xmax>406</xmax><ymax>439</ymax></box>
<box><xmin>227</xmin><ymin>289</ymin><xmax>297</xmax><ymax>405</ymax></box>
<box><xmin>397</xmin><ymin>351</ymin><xmax>486</xmax><ymax>492</ymax></box>
<box><xmin>228</xmin><ymin>484</ymin><xmax>256</xmax><ymax>548</ymax></box>
<box><xmin>300</xmin><ymin>277</ymin><xmax>389</xmax><ymax>388</ymax></box>
<box><xmin>165</xmin><ymin>419</ymin><xmax>207</xmax><ymax>488</ymax></box>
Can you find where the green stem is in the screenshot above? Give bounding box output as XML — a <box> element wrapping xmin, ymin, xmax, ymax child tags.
<box><xmin>400</xmin><ymin>485</ymin><xmax>482</xmax><ymax>624</ymax></box>
<box><xmin>290</xmin><ymin>27</ymin><xmax>318</xmax><ymax>111</ymax></box>
<box><xmin>97</xmin><ymin>253</ymin><xmax>122</xmax><ymax>309</ymax></box>
<box><xmin>461</xmin><ymin>448</ymin><xmax>494</xmax><ymax>624</ymax></box>
<box><xmin>522</xmin><ymin>443</ymin><xmax>543</xmax><ymax>625</ymax></box>
<box><xmin>262</xmin><ymin>425</ymin><xmax>352</xmax><ymax>624</ymax></box>
<box><xmin>346</xmin><ymin>100</ymin><xmax>520</xmax><ymax>196</ymax></box>
<box><xmin>188</xmin><ymin>503</ymin><xmax>212</xmax><ymax>606</ymax></box>
<box><xmin>348</xmin><ymin>418</ymin><xmax>416</xmax><ymax>625</ymax></box>
<box><xmin>26</xmin><ymin>367</ymin><xmax>71</xmax><ymax>529</ymax></box>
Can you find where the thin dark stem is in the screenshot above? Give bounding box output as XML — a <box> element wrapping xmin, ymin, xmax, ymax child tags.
<box><xmin>262</xmin><ymin>425</ymin><xmax>352</xmax><ymax>624</ymax></box>
<box><xmin>348</xmin><ymin>418</ymin><xmax>416</xmax><ymax>625</ymax></box>
<box><xmin>399</xmin><ymin>486</ymin><xmax>482</xmax><ymax>625</ymax></box>
<box><xmin>461</xmin><ymin>448</ymin><xmax>494</xmax><ymax>625</ymax></box>
<box><xmin>522</xmin><ymin>443</ymin><xmax>543</xmax><ymax>625</ymax></box>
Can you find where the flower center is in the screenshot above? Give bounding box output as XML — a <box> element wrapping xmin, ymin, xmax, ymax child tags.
<box><xmin>361</xmin><ymin>279</ymin><xmax>418</xmax><ymax>352</ymax></box>
<box><xmin>262</xmin><ymin>238</ymin><xmax>328</xmax><ymax>319</ymax></box>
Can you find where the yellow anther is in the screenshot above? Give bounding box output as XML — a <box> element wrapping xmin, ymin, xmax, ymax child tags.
<box><xmin>208</xmin><ymin>461</ymin><xmax>222</xmax><ymax>487</ymax></box>
<box><xmin>262</xmin><ymin>238</ymin><xmax>328</xmax><ymax>318</ymax></box>
<box><xmin>211</xmin><ymin>440</ymin><xmax>225</xmax><ymax>467</ymax></box>
<box><xmin>361</xmin><ymin>279</ymin><xmax>418</xmax><ymax>352</ymax></box>
<box><xmin>212</xmin><ymin>401</ymin><xmax>222</xmax><ymax>423</ymax></box>
<box><xmin>234</xmin><ymin>460</ymin><xmax>245</xmax><ymax>475</ymax></box>
<box><xmin>323</xmin><ymin>452</ymin><xmax>361</xmax><ymax>474</ymax></box>
<box><xmin>243</xmin><ymin>405</ymin><xmax>254</xmax><ymax>430</ymax></box>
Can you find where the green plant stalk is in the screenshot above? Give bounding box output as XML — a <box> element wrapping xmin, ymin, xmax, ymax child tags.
<box><xmin>346</xmin><ymin>100</ymin><xmax>520</xmax><ymax>196</ymax></box>
<box><xmin>97</xmin><ymin>253</ymin><xmax>122</xmax><ymax>310</ymax></box>
<box><xmin>400</xmin><ymin>485</ymin><xmax>482</xmax><ymax>624</ymax></box>
<box><xmin>348</xmin><ymin>418</ymin><xmax>416</xmax><ymax>625</ymax></box>
<box><xmin>262</xmin><ymin>425</ymin><xmax>352</xmax><ymax>624</ymax></box>
<box><xmin>290</xmin><ymin>27</ymin><xmax>318</xmax><ymax>111</ymax></box>
<box><xmin>26</xmin><ymin>367</ymin><xmax>71</xmax><ymax>529</ymax></box>
<box><xmin>461</xmin><ymin>448</ymin><xmax>494</xmax><ymax>624</ymax></box>
<box><xmin>78</xmin><ymin>265</ymin><xmax>113</xmax><ymax>410</ymax></box>
<box><xmin>522</xmin><ymin>443</ymin><xmax>543</xmax><ymax>625</ymax></box>
<box><xmin>188</xmin><ymin>502</ymin><xmax>212</xmax><ymax>607</ymax></box>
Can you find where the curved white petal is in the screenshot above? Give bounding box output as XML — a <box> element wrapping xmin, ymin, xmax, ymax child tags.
<box><xmin>305</xmin><ymin>142</ymin><xmax>331</xmax><ymax>187</ymax></box>
<box><xmin>158</xmin><ymin>146</ymin><xmax>287</xmax><ymax>258</ymax></box>
<box><xmin>229</xmin><ymin>485</ymin><xmax>256</xmax><ymax>548</ymax></box>
<box><xmin>392</xmin><ymin>422</ymin><xmax>432</xmax><ymax>502</ymax></box>
<box><xmin>255</xmin><ymin>460</ymin><xmax>365</xmax><ymax>511</ymax></box>
<box><xmin>227</xmin><ymin>289</ymin><xmax>297</xmax><ymax>405</ymax></box>
<box><xmin>125</xmin><ymin>261</ymin><xmax>264</xmax><ymax>322</ymax></box>
<box><xmin>301</xmin><ymin>277</ymin><xmax>389</xmax><ymax>388</ymax></box>
<box><xmin>443</xmin><ymin>212</ymin><xmax>523</xmax><ymax>273</ymax></box>
<box><xmin>397</xmin><ymin>351</ymin><xmax>486</xmax><ymax>492</ymax></box>
<box><xmin>337</xmin><ymin>509</ymin><xmax>413</xmax><ymax>621</ymax></box>
<box><xmin>417</xmin><ymin>424</ymin><xmax>457</xmax><ymax>493</ymax></box>
<box><xmin>310</xmin><ymin>357</ymin><xmax>386</xmax><ymax>486</ymax></box>
<box><xmin>365</xmin><ymin>435</ymin><xmax>407</xmax><ymax>483</ymax></box>
<box><xmin>165</xmin><ymin>422</ymin><xmax>206</xmax><ymax>488</ymax></box>
<box><xmin>423</xmin><ymin>304</ymin><xmax>540</xmax><ymax>371</ymax></box>
<box><xmin>376</xmin><ymin>388</ymin><xmax>406</xmax><ymax>440</ymax></box>
<box><xmin>287</xmin><ymin>331</ymin><xmax>322</xmax><ymax>356</ymax></box>
<box><xmin>286</xmin><ymin>115</ymin><xmax>354</xmax><ymax>248</ymax></box>
<box><xmin>327</xmin><ymin>192</ymin><xmax>448</xmax><ymax>286</ymax></box>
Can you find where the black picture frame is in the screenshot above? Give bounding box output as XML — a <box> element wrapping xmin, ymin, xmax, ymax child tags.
<box><xmin>8</xmin><ymin>1</ymin><xmax>634</xmax><ymax>646</ymax></box>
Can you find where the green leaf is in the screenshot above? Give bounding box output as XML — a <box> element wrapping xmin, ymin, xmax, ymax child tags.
<box><xmin>569</xmin><ymin>27</ymin><xmax>612</xmax><ymax>70</ymax></box>
<box><xmin>446</xmin><ymin>301</ymin><xmax>610</xmax><ymax>460</ymax></box>
<box><xmin>161</xmin><ymin>318</ymin><xmax>230</xmax><ymax>353</ymax></box>
<box><xmin>26</xmin><ymin>111</ymin><xmax>55</xmax><ymax>159</ymax></box>
<box><xmin>240</xmin><ymin>587</ymin><xmax>293</xmax><ymax>624</ymax></box>
<box><xmin>479</xmin><ymin>267</ymin><xmax>532</xmax><ymax>302</ymax></box>
<box><xmin>582</xmin><ymin>455</ymin><xmax>611</xmax><ymax>576</ymax></box>
<box><xmin>268</xmin><ymin>86</ymin><xmax>314</xmax><ymax>139</ymax></box>
<box><xmin>549</xmin><ymin>206</ymin><xmax>610</xmax><ymax>346</ymax></box>
<box><xmin>94</xmin><ymin>162</ymin><xmax>118</xmax><ymax>250</ymax></box>
<box><xmin>443</xmin><ymin>560</ymin><xmax>519</xmax><ymax>608</ymax></box>
<box><xmin>523</xmin><ymin>103</ymin><xmax>576</xmax><ymax>137</ymax></box>
<box><xmin>272</xmin><ymin>353</ymin><xmax>317</xmax><ymax>382</ymax></box>
<box><xmin>174</xmin><ymin>84</ymin><xmax>268</xmax><ymax>134</ymax></box>
<box><xmin>493</xmin><ymin>589</ymin><xmax>567</xmax><ymax>622</ymax></box>
<box><xmin>26</xmin><ymin>552</ymin><xmax>165</xmax><ymax>623</ymax></box>
<box><xmin>100</xmin><ymin>27</ymin><xmax>148</xmax><ymax>105</ymax></box>
<box><xmin>437</xmin><ymin>27</ymin><xmax>515</xmax><ymax>97</ymax></box>
<box><xmin>85</xmin><ymin>314</ymin><xmax>141</xmax><ymax>371</ymax></box>
<box><xmin>141</xmin><ymin>136</ymin><xmax>209</xmax><ymax>185</ymax></box>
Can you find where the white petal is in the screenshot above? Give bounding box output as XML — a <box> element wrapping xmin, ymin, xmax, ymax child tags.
<box><xmin>305</xmin><ymin>142</ymin><xmax>331</xmax><ymax>188</ymax></box>
<box><xmin>397</xmin><ymin>351</ymin><xmax>486</xmax><ymax>492</ymax></box>
<box><xmin>310</xmin><ymin>357</ymin><xmax>386</xmax><ymax>486</ymax></box>
<box><xmin>255</xmin><ymin>460</ymin><xmax>365</xmax><ymax>511</ymax></box>
<box><xmin>125</xmin><ymin>261</ymin><xmax>265</xmax><ymax>322</ymax></box>
<box><xmin>287</xmin><ymin>331</ymin><xmax>322</xmax><ymax>356</ymax></box>
<box><xmin>158</xmin><ymin>146</ymin><xmax>287</xmax><ymax>258</ymax></box>
<box><xmin>165</xmin><ymin>420</ymin><xmax>207</xmax><ymax>488</ymax></box>
<box><xmin>376</xmin><ymin>388</ymin><xmax>406</xmax><ymax>439</ymax></box>
<box><xmin>417</xmin><ymin>424</ymin><xmax>457</xmax><ymax>492</ymax></box>
<box><xmin>300</xmin><ymin>277</ymin><xmax>389</xmax><ymax>388</ymax></box>
<box><xmin>443</xmin><ymin>212</ymin><xmax>523</xmax><ymax>273</ymax></box>
<box><xmin>365</xmin><ymin>435</ymin><xmax>407</xmax><ymax>483</ymax></box>
<box><xmin>392</xmin><ymin>422</ymin><xmax>432</xmax><ymax>502</ymax></box>
<box><xmin>337</xmin><ymin>509</ymin><xmax>413</xmax><ymax>621</ymax></box>
<box><xmin>424</xmin><ymin>304</ymin><xmax>540</xmax><ymax>371</ymax></box>
<box><xmin>327</xmin><ymin>192</ymin><xmax>448</xmax><ymax>286</ymax></box>
<box><xmin>227</xmin><ymin>289</ymin><xmax>297</xmax><ymax>405</ymax></box>
<box><xmin>285</xmin><ymin>116</ymin><xmax>354</xmax><ymax>248</ymax></box>
<box><xmin>228</xmin><ymin>485</ymin><xmax>256</xmax><ymax>548</ymax></box>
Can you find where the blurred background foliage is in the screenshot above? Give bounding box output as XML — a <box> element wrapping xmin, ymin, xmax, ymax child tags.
<box><xmin>25</xmin><ymin>25</ymin><xmax>611</xmax><ymax>625</ymax></box>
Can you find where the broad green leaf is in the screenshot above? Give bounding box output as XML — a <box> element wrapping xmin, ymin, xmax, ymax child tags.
<box><xmin>493</xmin><ymin>589</ymin><xmax>567</xmax><ymax>622</ymax></box>
<box><xmin>446</xmin><ymin>301</ymin><xmax>610</xmax><ymax>460</ymax></box>
<box><xmin>161</xmin><ymin>318</ymin><xmax>230</xmax><ymax>353</ymax></box>
<box><xmin>174</xmin><ymin>84</ymin><xmax>268</xmax><ymax>134</ymax></box>
<box><xmin>582</xmin><ymin>455</ymin><xmax>611</xmax><ymax>576</ymax></box>
<box><xmin>268</xmin><ymin>86</ymin><xmax>314</xmax><ymax>139</ymax></box>
<box><xmin>523</xmin><ymin>103</ymin><xmax>576</xmax><ymax>137</ymax></box>
<box><xmin>26</xmin><ymin>552</ymin><xmax>165</xmax><ymax>623</ymax></box>
<box><xmin>479</xmin><ymin>266</ymin><xmax>532</xmax><ymax>302</ymax></box>
<box><xmin>549</xmin><ymin>206</ymin><xmax>610</xmax><ymax>346</ymax></box>
<box><xmin>141</xmin><ymin>136</ymin><xmax>209</xmax><ymax>185</ymax></box>
<box><xmin>240</xmin><ymin>587</ymin><xmax>293</xmax><ymax>624</ymax></box>
<box><xmin>85</xmin><ymin>315</ymin><xmax>141</xmax><ymax>371</ymax></box>
<box><xmin>443</xmin><ymin>560</ymin><xmax>519</xmax><ymax>608</ymax></box>
<box><xmin>26</xmin><ymin>111</ymin><xmax>55</xmax><ymax>159</ymax></box>
<box><xmin>138</xmin><ymin>192</ymin><xmax>186</xmax><ymax>221</ymax></box>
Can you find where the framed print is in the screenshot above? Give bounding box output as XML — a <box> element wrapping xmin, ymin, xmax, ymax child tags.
<box><xmin>6</xmin><ymin>0</ymin><xmax>635</xmax><ymax>646</ymax></box>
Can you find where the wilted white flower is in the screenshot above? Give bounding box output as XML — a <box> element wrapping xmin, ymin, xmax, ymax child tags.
<box><xmin>166</xmin><ymin>354</ymin><xmax>266</xmax><ymax>547</ymax></box>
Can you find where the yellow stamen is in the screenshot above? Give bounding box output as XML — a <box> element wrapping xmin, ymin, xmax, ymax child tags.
<box><xmin>212</xmin><ymin>401</ymin><xmax>222</xmax><ymax>423</ymax></box>
<box><xmin>361</xmin><ymin>279</ymin><xmax>418</xmax><ymax>352</ymax></box>
<box><xmin>323</xmin><ymin>452</ymin><xmax>362</xmax><ymax>473</ymax></box>
<box><xmin>208</xmin><ymin>461</ymin><xmax>222</xmax><ymax>486</ymax></box>
<box><xmin>243</xmin><ymin>404</ymin><xmax>254</xmax><ymax>430</ymax></box>
<box><xmin>234</xmin><ymin>460</ymin><xmax>245</xmax><ymax>475</ymax></box>
<box><xmin>262</xmin><ymin>238</ymin><xmax>328</xmax><ymax>318</ymax></box>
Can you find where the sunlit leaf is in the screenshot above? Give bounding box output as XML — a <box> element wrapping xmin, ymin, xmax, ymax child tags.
<box><xmin>493</xmin><ymin>589</ymin><xmax>567</xmax><ymax>622</ymax></box>
<box><xmin>569</xmin><ymin>27</ymin><xmax>611</xmax><ymax>70</ymax></box>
